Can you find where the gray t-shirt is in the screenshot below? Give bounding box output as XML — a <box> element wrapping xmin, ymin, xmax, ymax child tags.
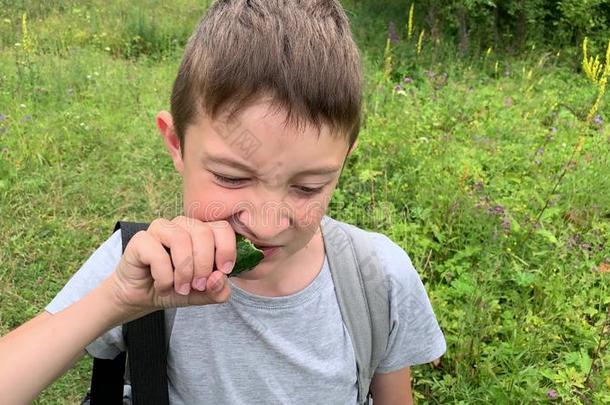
<box><xmin>47</xmin><ymin>227</ymin><xmax>446</xmax><ymax>404</ymax></box>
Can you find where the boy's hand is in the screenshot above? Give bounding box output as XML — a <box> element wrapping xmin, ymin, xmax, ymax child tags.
<box><xmin>107</xmin><ymin>216</ymin><xmax>235</xmax><ymax>317</ymax></box>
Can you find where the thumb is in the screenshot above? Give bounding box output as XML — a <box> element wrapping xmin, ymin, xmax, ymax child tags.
<box><xmin>187</xmin><ymin>273</ymin><xmax>231</xmax><ymax>306</ymax></box>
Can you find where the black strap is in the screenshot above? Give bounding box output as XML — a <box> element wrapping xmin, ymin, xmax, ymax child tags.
<box><xmin>124</xmin><ymin>310</ymin><xmax>169</xmax><ymax>405</ymax></box>
<box><xmin>89</xmin><ymin>221</ymin><xmax>169</xmax><ymax>405</ymax></box>
<box><xmin>90</xmin><ymin>352</ymin><xmax>126</xmax><ymax>405</ymax></box>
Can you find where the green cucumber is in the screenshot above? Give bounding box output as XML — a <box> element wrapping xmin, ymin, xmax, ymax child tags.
<box><xmin>230</xmin><ymin>234</ymin><xmax>265</xmax><ymax>276</ymax></box>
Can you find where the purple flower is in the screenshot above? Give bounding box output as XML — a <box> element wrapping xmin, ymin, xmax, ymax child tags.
<box><xmin>536</xmin><ymin>147</ymin><xmax>544</xmax><ymax>156</ymax></box>
<box><xmin>0</xmin><ymin>114</ymin><xmax>5</xmax><ymax>122</ymax></box>
<box><xmin>501</xmin><ymin>217</ymin><xmax>511</xmax><ymax>231</ymax></box>
<box><xmin>567</xmin><ymin>235</ymin><xmax>579</xmax><ymax>249</ymax></box>
<box><xmin>388</xmin><ymin>21</ymin><xmax>399</xmax><ymax>44</ymax></box>
<box><xmin>593</xmin><ymin>115</ymin><xmax>603</xmax><ymax>126</ymax></box>
<box><xmin>489</xmin><ymin>204</ymin><xmax>505</xmax><ymax>215</ymax></box>
<box><xmin>394</xmin><ymin>84</ymin><xmax>403</xmax><ymax>92</ymax></box>
<box><xmin>20</xmin><ymin>115</ymin><xmax>32</xmax><ymax>123</ymax></box>
<box><xmin>547</xmin><ymin>389</ymin><xmax>559</xmax><ymax>400</ymax></box>
<box><xmin>403</xmin><ymin>76</ymin><xmax>413</xmax><ymax>84</ymax></box>
<box><xmin>550</xmin><ymin>127</ymin><xmax>557</xmax><ymax>133</ymax></box>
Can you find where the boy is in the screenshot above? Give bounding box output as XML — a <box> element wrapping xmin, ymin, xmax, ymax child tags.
<box><xmin>0</xmin><ymin>1</ymin><xmax>445</xmax><ymax>404</ymax></box>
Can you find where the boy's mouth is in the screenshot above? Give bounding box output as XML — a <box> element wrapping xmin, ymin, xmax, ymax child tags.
<box><xmin>253</xmin><ymin>244</ymin><xmax>282</xmax><ymax>258</ymax></box>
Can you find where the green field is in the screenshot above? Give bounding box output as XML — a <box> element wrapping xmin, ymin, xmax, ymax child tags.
<box><xmin>1</xmin><ymin>1</ymin><xmax>609</xmax><ymax>403</ymax></box>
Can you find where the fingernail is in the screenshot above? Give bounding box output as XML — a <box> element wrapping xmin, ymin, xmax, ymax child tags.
<box><xmin>212</xmin><ymin>278</ymin><xmax>223</xmax><ymax>292</ymax></box>
<box><xmin>221</xmin><ymin>262</ymin><xmax>234</xmax><ymax>275</ymax></box>
<box><xmin>193</xmin><ymin>277</ymin><xmax>207</xmax><ymax>292</ymax></box>
<box><xmin>177</xmin><ymin>283</ymin><xmax>190</xmax><ymax>296</ymax></box>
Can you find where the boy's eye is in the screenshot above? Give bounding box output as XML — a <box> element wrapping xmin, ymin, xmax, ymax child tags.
<box><xmin>294</xmin><ymin>186</ymin><xmax>324</xmax><ymax>195</ymax></box>
<box><xmin>213</xmin><ymin>173</ymin><xmax>248</xmax><ymax>185</ymax></box>
<box><xmin>213</xmin><ymin>172</ymin><xmax>324</xmax><ymax>195</ymax></box>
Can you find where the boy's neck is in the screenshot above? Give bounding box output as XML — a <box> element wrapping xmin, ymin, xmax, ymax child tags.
<box><xmin>230</xmin><ymin>231</ymin><xmax>325</xmax><ymax>298</ymax></box>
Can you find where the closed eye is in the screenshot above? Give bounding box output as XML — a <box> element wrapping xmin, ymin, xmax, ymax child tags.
<box><xmin>293</xmin><ymin>186</ymin><xmax>324</xmax><ymax>195</ymax></box>
<box><xmin>213</xmin><ymin>172</ymin><xmax>325</xmax><ymax>195</ymax></box>
<box><xmin>212</xmin><ymin>173</ymin><xmax>248</xmax><ymax>185</ymax></box>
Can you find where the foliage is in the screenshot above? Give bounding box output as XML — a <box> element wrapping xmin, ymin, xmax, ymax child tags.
<box><xmin>361</xmin><ymin>0</ymin><xmax>610</xmax><ymax>56</ymax></box>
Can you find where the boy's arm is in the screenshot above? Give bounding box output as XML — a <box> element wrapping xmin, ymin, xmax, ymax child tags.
<box><xmin>0</xmin><ymin>276</ymin><xmax>131</xmax><ymax>405</ymax></box>
<box><xmin>0</xmin><ymin>216</ymin><xmax>235</xmax><ymax>404</ymax></box>
<box><xmin>370</xmin><ymin>367</ymin><xmax>413</xmax><ymax>405</ymax></box>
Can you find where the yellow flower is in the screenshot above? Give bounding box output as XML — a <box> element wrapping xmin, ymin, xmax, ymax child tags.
<box><xmin>417</xmin><ymin>29</ymin><xmax>425</xmax><ymax>55</ymax></box>
<box><xmin>407</xmin><ymin>3</ymin><xmax>414</xmax><ymax>40</ymax></box>
<box><xmin>383</xmin><ymin>37</ymin><xmax>393</xmax><ymax>83</ymax></box>
<box><xmin>584</xmin><ymin>38</ymin><xmax>610</xmax><ymax>121</ymax></box>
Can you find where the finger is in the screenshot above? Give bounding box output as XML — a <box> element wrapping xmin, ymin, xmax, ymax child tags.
<box><xmin>188</xmin><ymin>224</ymin><xmax>215</xmax><ymax>292</ymax></box>
<box><xmin>208</xmin><ymin>220</ymin><xmax>236</xmax><ymax>275</ymax></box>
<box><xmin>126</xmin><ymin>231</ymin><xmax>174</xmax><ymax>296</ymax></box>
<box><xmin>148</xmin><ymin>218</ymin><xmax>194</xmax><ymax>296</ymax></box>
<box><xmin>206</xmin><ymin>271</ymin><xmax>231</xmax><ymax>302</ymax></box>
<box><xmin>170</xmin><ymin>216</ymin><xmax>216</xmax><ymax>292</ymax></box>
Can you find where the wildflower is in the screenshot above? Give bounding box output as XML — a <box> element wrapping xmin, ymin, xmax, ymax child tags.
<box><xmin>536</xmin><ymin>147</ymin><xmax>544</xmax><ymax>156</ymax></box>
<box><xmin>474</xmin><ymin>181</ymin><xmax>484</xmax><ymax>191</ymax></box>
<box><xmin>394</xmin><ymin>84</ymin><xmax>403</xmax><ymax>92</ymax></box>
<box><xmin>417</xmin><ymin>29</ymin><xmax>425</xmax><ymax>55</ymax></box>
<box><xmin>20</xmin><ymin>114</ymin><xmax>32</xmax><ymax>123</ymax></box>
<box><xmin>501</xmin><ymin>217</ymin><xmax>511</xmax><ymax>231</ymax></box>
<box><xmin>551</xmin><ymin>127</ymin><xmax>557</xmax><ymax>133</ymax></box>
<box><xmin>403</xmin><ymin>76</ymin><xmax>413</xmax><ymax>84</ymax></box>
<box><xmin>593</xmin><ymin>114</ymin><xmax>603</xmax><ymax>126</ymax></box>
<box><xmin>0</xmin><ymin>114</ymin><xmax>5</xmax><ymax>122</ymax></box>
<box><xmin>566</xmin><ymin>235</ymin><xmax>579</xmax><ymax>250</ymax></box>
<box><xmin>489</xmin><ymin>205</ymin><xmax>505</xmax><ymax>215</ymax></box>
<box><xmin>407</xmin><ymin>3</ymin><xmax>414</xmax><ymax>40</ymax></box>
<box><xmin>388</xmin><ymin>21</ymin><xmax>399</xmax><ymax>45</ymax></box>
<box><xmin>547</xmin><ymin>389</ymin><xmax>559</xmax><ymax>400</ymax></box>
<box><xmin>382</xmin><ymin>37</ymin><xmax>393</xmax><ymax>83</ymax></box>
<box><xmin>20</xmin><ymin>104</ymin><xmax>26</xmax><ymax>108</ymax></box>
<box><xmin>534</xmin><ymin>159</ymin><xmax>541</xmax><ymax>165</ymax></box>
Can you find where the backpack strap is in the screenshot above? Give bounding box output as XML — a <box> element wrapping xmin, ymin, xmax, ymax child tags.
<box><xmin>89</xmin><ymin>351</ymin><xmax>126</xmax><ymax>404</ymax></box>
<box><xmin>320</xmin><ymin>216</ymin><xmax>390</xmax><ymax>405</ymax></box>
<box><xmin>89</xmin><ymin>222</ymin><xmax>170</xmax><ymax>405</ymax></box>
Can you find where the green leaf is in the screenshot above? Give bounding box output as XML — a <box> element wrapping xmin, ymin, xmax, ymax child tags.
<box><xmin>537</xmin><ymin>228</ymin><xmax>558</xmax><ymax>245</ymax></box>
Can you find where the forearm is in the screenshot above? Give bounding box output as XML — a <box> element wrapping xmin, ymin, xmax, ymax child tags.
<box><xmin>0</xmin><ymin>277</ymin><xmax>131</xmax><ymax>404</ymax></box>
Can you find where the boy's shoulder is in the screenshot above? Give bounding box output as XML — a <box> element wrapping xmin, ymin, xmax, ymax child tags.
<box><xmin>46</xmin><ymin>229</ymin><xmax>123</xmax><ymax>314</ymax></box>
<box><xmin>323</xmin><ymin>216</ymin><xmax>420</xmax><ymax>283</ymax></box>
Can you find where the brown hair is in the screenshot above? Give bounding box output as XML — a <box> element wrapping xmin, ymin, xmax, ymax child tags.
<box><xmin>170</xmin><ymin>0</ymin><xmax>363</xmax><ymax>151</ymax></box>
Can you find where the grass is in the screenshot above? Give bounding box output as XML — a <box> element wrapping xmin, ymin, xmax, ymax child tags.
<box><xmin>1</xmin><ymin>1</ymin><xmax>609</xmax><ymax>404</ymax></box>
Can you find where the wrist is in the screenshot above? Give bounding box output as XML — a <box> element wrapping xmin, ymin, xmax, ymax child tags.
<box><xmin>98</xmin><ymin>273</ymin><xmax>153</xmax><ymax>326</ymax></box>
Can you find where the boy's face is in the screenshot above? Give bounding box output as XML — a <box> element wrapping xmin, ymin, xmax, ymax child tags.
<box><xmin>157</xmin><ymin>99</ymin><xmax>356</xmax><ymax>277</ymax></box>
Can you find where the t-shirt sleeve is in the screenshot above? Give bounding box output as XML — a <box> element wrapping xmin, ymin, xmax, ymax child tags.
<box><xmin>370</xmin><ymin>233</ymin><xmax>446</xmax><ymax>373</ymax></box>
<box><xmin>45</xmin><ymin>229</ymin><xmax>126</xmax><ymax>359</ymax></box>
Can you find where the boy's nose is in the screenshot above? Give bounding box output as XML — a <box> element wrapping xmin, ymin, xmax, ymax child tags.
<box><xmin>236</xmin><ymin>201</ymin><xmax>292</xmax><ymax>242</ymax></box>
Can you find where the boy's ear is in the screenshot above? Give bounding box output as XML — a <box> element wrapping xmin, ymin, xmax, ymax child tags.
<box><xmin>157</xmin><ymin>111</ymin><xmax>184</xmax><ymax>174</ymax></box>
